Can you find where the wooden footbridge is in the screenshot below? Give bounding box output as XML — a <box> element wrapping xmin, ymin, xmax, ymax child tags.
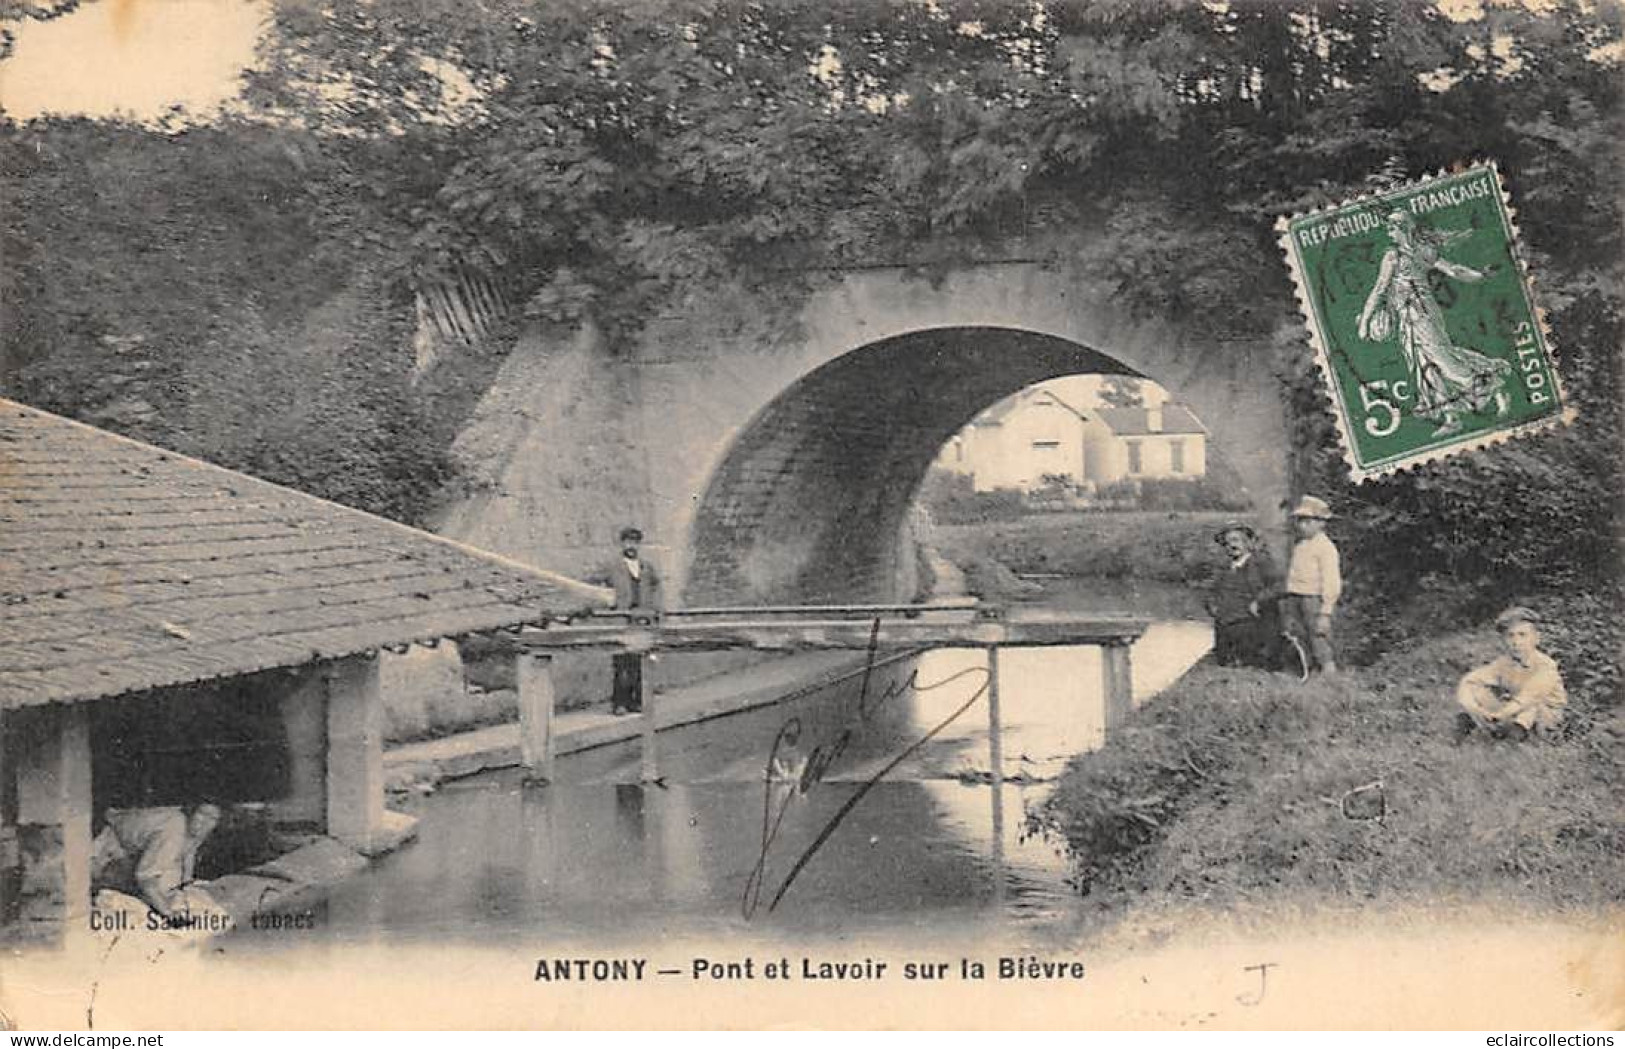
<box><xmin>503</xmin><ymin>600</ymin><xmax>1150</xmax><ymax>782</ymax></box>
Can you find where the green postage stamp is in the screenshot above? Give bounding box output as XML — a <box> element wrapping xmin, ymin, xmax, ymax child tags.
<box><xmin>1277</xmin><ymin>162</ymin><xmax>1572</xmax><ymax>481</ymax></box>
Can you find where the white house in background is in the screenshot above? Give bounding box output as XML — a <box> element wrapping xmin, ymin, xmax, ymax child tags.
<box><xmin>938</xmin><ymin>386</ymin><xmax>1091</xmax><ymax>492</ymax></box>
<box><xmin>1085</xmin><ymin>404</ymin><xmax>1208</xmax><ymax>483</ymax></box>
<box><xmin>936</xmin><ymin>380</ymin><xmax>1208</xmax><ymax>492</ymax></box>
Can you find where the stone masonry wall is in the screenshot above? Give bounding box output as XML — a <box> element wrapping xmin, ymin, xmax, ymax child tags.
<box><xmin>634</xmin><ymin>262</ymin><xmax>1290</xmax><ymax>606</ymax></box>
<box><xmin>405</xmin><ymin>259</ymin><xmax>1291</xmax><ymax>731</ymax></box>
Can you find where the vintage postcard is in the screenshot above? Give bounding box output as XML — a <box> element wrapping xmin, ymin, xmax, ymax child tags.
<box><xmin>1</xmin><ymin>0</ymin><xmax>1622</xmax><ymax>1034</ymax></box>
<box><xmin>1278</xmin><ymin>162</ymin><xmax>1574</xmax><ymax>481</ymax></box>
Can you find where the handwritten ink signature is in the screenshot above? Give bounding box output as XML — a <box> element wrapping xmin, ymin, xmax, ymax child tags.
<box><xmin>1235</xmin><ymin>961</ymin><xmax>1277</xmax><ymax>1006</ymax></box>
<box><xmin>741</xmin><ymin>618</ymin><xmax>990</xmax><ymax>918</ymax></box>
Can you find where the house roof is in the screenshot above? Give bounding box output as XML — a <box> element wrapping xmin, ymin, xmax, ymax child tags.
<box><xmin>971</xmin><ymin>397</ymin><xmax>1017</xmax><ymax>426</ymax></box>
<box><xmin>1031</xmin><ymin>388</ymin><xmax>1092</xmax><ymax>421</ymax></box>
<box><xmin>971</xmin><ymin>387</ymin><xmax>1091</xmax><ymax>427</ymax></box>
<box><xmin>1094</xmin><ymin>404</ymin><xmax>1206</xmax><ymax>436</ymax></box>
<box><xmin>0</xmin><ymin>400</ymin><xmax>604</xmax><ymax>709</ymax></box>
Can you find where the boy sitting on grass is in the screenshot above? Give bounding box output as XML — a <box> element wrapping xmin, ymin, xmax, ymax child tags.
<box><xmin>1454</xmin><ymin>607</ymin><xmax>1568</xmax><ymax>742</ymax></box>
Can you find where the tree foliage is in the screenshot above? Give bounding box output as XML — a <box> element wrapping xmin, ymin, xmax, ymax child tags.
<box><xmin>228</xmin><ymin>0</ymin><xmax>1623</xmax><ymax>349</ymax></box>
<box><xmin>1098</xmin><ymin>376</ymin><xmax>1145</xmax><ymax>409</ymax></box>
<box><xmin>2</xmin><ymin>0</ymin><xmax>1621</xmax><ymax>661</ymax></box>
<box><xmin>0</xmin><ymin>117</ymin><xmax>465</xmax><ymax>521</ymax></box>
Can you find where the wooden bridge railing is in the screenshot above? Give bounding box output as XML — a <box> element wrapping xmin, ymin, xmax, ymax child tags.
<box><xmin>502</xmin><ymin>601</ymin><xmax>1150</xmax><ymax>783</ymax></box>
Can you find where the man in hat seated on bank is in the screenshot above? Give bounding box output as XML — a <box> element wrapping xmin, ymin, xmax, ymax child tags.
<box><xmin>1204</xmin><ymin>521</ymin><xmax>1284</xmax><ymax>669</ymax></box>
<box><xmin>1454</xmin><ymin>607</ymin><xmax>1568</xmax><ymax>742</ymax></box>
<box><xmin>606</xmin><ymin>526</ymin><xmax>662</xmax><ymax>715</ymax></box>
<box><xmin>1282</xmin><ymin>495</ymin><xmax>1342</xmax><ymax>676</ymax></box>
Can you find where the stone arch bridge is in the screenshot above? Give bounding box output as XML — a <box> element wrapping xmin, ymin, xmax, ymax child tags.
<box><xmin>435</xmin><ymin>260</ymin><xmax>1289</xmax><ymax>606</ymax></box>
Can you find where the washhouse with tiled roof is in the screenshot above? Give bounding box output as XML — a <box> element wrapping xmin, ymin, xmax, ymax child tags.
<box><xmin>0</xmin><ymin>399</ymin><xmax>600</xmax><ymax>942</ymax></box>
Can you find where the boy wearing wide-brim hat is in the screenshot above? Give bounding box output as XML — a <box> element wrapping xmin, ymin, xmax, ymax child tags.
<box><xmin>1282</xmin><ymin>495</ymin><xmax>1341</xmax><ymax>675</ymax></box>
<box><xmin>1205</xmin><ymin>522</ymin><xmax>1284</xmax><ymax>669</ymax></box>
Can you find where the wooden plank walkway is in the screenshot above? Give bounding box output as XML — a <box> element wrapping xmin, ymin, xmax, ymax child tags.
<box><xmin>501</xmin><ymin>602</ymin><xmax>1151</xmax><ymax>783</ymax></box>
<box><xmin>513</xmin><ymin>602</ymin><xmax>1151</xmax><ymax>654</ymax></box>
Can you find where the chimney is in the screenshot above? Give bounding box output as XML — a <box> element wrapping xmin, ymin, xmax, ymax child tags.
<box><xmin>1146</xmin><ymin>405</ymin><xmax>1163</xmax><ymax>432</ymax></box>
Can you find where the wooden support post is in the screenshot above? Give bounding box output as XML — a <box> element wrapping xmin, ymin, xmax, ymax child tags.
<box><xmin>326</xmin><ymin>653</ymin><xmax>386</xmax><ymax>853</ymax></box>
<box><xmin>986</xmin><ymin>646</ymin><xmax>1005</xmax><ymax>907</ymax></box>
<box><xmin>986</xmin><ymin>646</ymin><xmax>1004</xmax><ymax>796</ymax></box>
<box><xmin>1101</xmin><ymin>641</ymin><xmax>1135</xmax><ymax>737</ymax></box>
<box><xmin>271</xmin><ymin>668</ymin><xmax>328</xmax><ymax>830</ymax></box>
<box><xmin>639</xmin><ymin>655</ymin><xmax>659</xmax><ymax>783</ymax></box>
<box><xmin>516</xmin><ymin>652</ymin><xmax>556</xmax><ymax>783</ymax></box>
<box><xmin>14</xmin><ymin>702</ymin><xmax>92</xmax><ymax>939</ymax></box>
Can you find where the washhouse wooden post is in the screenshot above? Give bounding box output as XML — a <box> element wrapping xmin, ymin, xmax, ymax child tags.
<box><xmin>325</xmin><ymin>653</ymin><xmax>387</xmax><ymax>853</ymax></box>
<box><xmin>515</xmin><ymin>652</ymin><xmax>557</xmax><ymax>782</ymax></box>
<box><xmin>13</xmin><ymin>702</ymin><xmax>93</xmax><ymax>939</ymax></box>
<box><xmin>273</xmin><ymin>668</ymin><xmax>329</xmax><ymax>830</ymax></box>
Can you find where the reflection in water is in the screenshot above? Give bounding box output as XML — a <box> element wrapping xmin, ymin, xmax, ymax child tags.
<box><xmin>988</xmin><ymin>646</ymin><xmax>1007</xmax><ymax>914</ymax></box>
<box><xmin>225</xmin><ymin>619</ymin><xmax>1211</xmax><ymax>952</ymax></box>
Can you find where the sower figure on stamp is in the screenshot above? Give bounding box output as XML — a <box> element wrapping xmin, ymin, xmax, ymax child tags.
<box><xmin>1204</xmin><ymin>522</ymin><xmax>1284</xmax><ymax>670</ymax></box>
<box><xmin>1280</xmin><ymin>496</ymin><xmax>1341</xmax><ymax>676</ymax></box>
<box><xmin>1454</xmin><ymin>607</ymin><xmax>1567</xmax><ymax>743</ymax></box>
<box><xmin>1356</xmin><ymin>210</ymin><xmax>1512</xmax><ymax>439</ymax></box>
<box><xmin>607</xmin><ymin>526</ymin><xmax>661</xmax><ymax>715</ymax></box>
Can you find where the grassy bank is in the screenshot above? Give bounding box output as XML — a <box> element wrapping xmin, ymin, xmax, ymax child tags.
<box><xmin>1035</xmin><ymin>616</ymin><xmax>1625</xmax><ymax>914</ymax></box>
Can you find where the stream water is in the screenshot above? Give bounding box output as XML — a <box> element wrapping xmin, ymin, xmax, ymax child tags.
<box><xmin>223</xmin><ymin>594</ymin><xmax>1212</xmax><ymax>952</ymax></box>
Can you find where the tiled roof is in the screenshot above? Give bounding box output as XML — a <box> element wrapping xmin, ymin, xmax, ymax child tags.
<box><xmin>968</xmin><ymin>394</ymin><xmax>1018</xmax><ymax>426</ymax></box>
<box><xmin>1094</xmin><ymin>404</ymin><xmax>1206</xmax><ymax>436</ymax></box>
<box><xmin>1026</xmin><ymin>388</ymin><xmax>1092</xmax><ymax>421</ymax></box>
<box><xmin>971</xmin><ymin>387</ymin><xmax>1091</xmax><ymax>427</ymax></box>
<box><xmin>0</xmin><ymin>400</ymin><xmax>603</xmax><ymax>708</ymax></box>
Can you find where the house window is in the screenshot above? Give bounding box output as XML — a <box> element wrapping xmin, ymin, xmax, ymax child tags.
<box><xmin>1032</xmin><ymin>440</ymin><xmax>1060</xmax><ymax>451</ymax></box>
<box><xmin>1170</xmin><ymin>439</ymin><xmax>1185</xmax><ymax>474</ymax></box>
<box><xmin>1126</xmin><ymin>440</ymin><xmax>1143</xmax><ymax>474</ymax></box>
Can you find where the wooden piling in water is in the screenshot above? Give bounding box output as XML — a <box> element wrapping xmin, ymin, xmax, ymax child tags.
<box><xmin>1101</xmin><ymin>641</ymin><xmax>1135</xmax><ymax>737</ymax></box>
<box><xmin>987</xmin><ymin>646</ymin><xmax>1005</xmax><ymax>906</ymax></box>
<box><xmin>639</xmin><ymin>656</ymin><xmax>659</xmax><ymax>782</ymax></box>
<box><xmin>515</xmin><ymin>652</ymin><xmax>556</xmax><ymax>783</ymax></box>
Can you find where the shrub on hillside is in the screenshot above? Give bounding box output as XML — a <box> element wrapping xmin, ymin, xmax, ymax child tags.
<box><xmin>1523</xmin><ymin>590</ymin><xmax>1625</xmax><ymax>711</ymax></box>
<box><xmin>1283</xmin><ymin>286</ymin><xmax>1622</xmax><ymax>668</ymax></box>
<box><xmin>934</xmin><ymin>511</ymin><xmax>1250</xmax><ymax>585</ymax></box>
<box><xmin>1095</xmin><ymin>476</ymin><xmax>1252</xmax><ymax>512</ymax></box>
<box><xmin>917</xmin><ymin>469</ymin><xmax>1031</xmax><ymax>525</ymax></box>
<box><xmin>0</xmin><ymin>119</ymin><xmax>482</xmax><ymax>526</ymax></box>
<box><xmin>1336</xmin><ymin>575</ymin><xmax>1625</xmax><ymax>705</ymax></box>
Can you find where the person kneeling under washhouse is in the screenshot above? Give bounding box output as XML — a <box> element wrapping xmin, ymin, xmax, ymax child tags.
<box><xmin>91</xmin><ymin>802</ymin><xmax>223</xmax><ymax>918</ymax></box>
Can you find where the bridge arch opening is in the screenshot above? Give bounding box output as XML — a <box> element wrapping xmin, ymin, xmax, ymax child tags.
<box><xmin>685</xmin><ymin>326</ymin><xmax>1245</xmax><ymax>606</ymax></box>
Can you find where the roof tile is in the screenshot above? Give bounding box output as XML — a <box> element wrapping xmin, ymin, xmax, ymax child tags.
<box><xmin>0</xmin><ymin>400</ymin><xmax>602</xmax><ymax>707</ymax></box>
